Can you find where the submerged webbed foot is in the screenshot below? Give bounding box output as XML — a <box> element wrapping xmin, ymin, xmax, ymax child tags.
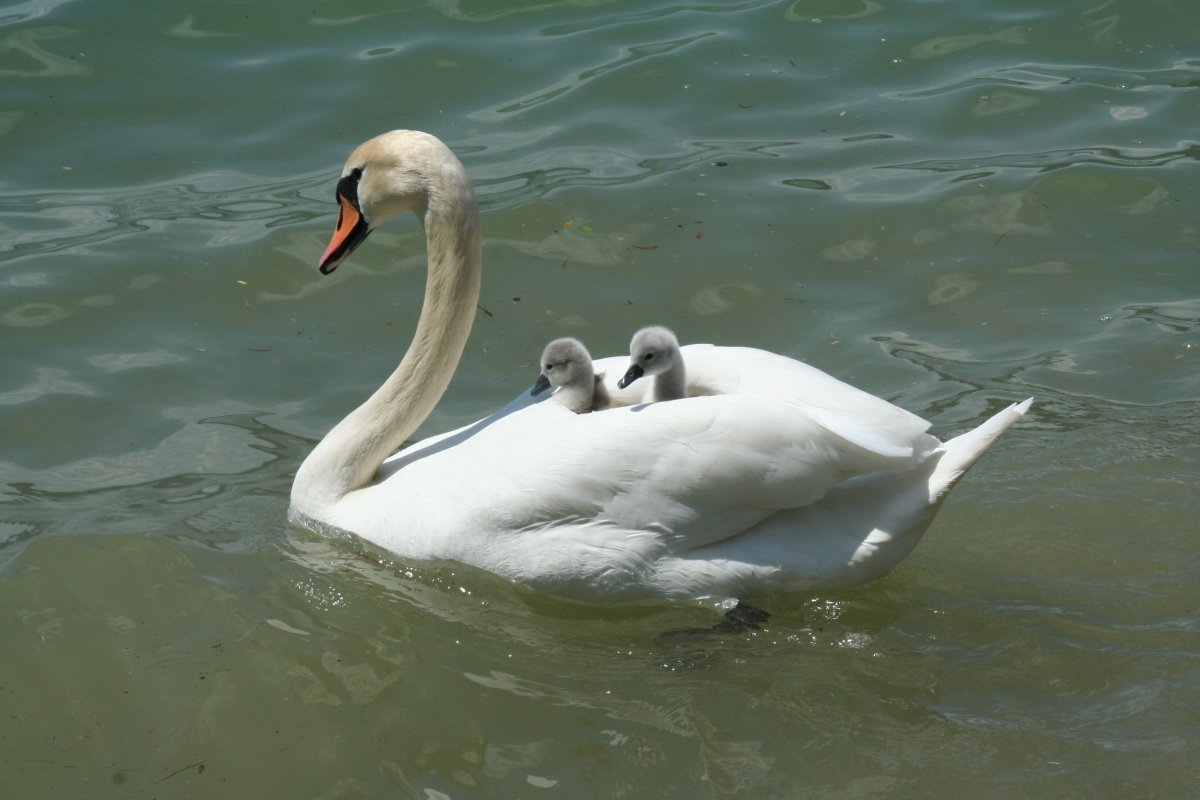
<box><xmin>714</xmin><ymin>601</ymin><xmax>770</xmax><ymax>632</ymax></box>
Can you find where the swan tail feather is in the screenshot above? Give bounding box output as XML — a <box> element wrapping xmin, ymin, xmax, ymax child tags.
<box><xmin>927</xmin><ymin>398</ymin><xmax>1032</xmax><ymax>503</ymax></box>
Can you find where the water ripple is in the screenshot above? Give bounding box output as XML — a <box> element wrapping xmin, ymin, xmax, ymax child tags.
<box><xmin>475</xmin><ymin>138</ymin><xmax>797</xmax><ymax>209</ymax></box>
<box><xmin>1115</xmin><ymin>299</ymin><xmax>1200</xmax><ymax>334</ymax></box>
<box><xmin>540</xmin><ymin>0</ymin><xmax>774</xmax><ymax>35</ymax></box>
<box><xmin>784</xmin><ymin>0</ymin><xmax>882</xmax><ymax>23</ymax></box>
<box><xmin>0</xmin><ymin>367</ymin><xmax>94</xmax><ymax>404</ymax></box>
<box><xmin>0</xmin><ymin>0</ymin><xmax>77</xmax><ymax>28</ymax></box>
<box><xmin>892</xmin><ymin>59</ymin><xmax>1200</xmax><ymax>100</ymax></box>
<box><xmin>908</xmin><ymin>24</ymin><xmax>1029</xmax><ymax>60</ymax></box>
<box><xmin>0</xmin><ymin>413</ymin><xmax>306</xmax><ymax>569</ymax></box>
<box><xmin>884</xmin><ymin>142</ymin><xmax>1200</xmax><ymax>178</ymax></box>
<box><xmin>0</xmin><ymin>169</ymin><xmax>331</xmax><ymax>266</ymax></box>
<box><xmin>868</xmin><ymin>329</ymin><xmax>1200</xmax><ymax>469</ymax></box>
<box><xmin>0</xmin><ymin>26</ymin><xmax>89</xmax><ymax>77</ymax></box>
<box><xmin>431</xmin><ymin>0</ymin><xmax>775</xmax><ymax>25</ymax></box>
<box><xmin>474</xmin><ymin>31</ymin><xmax>717</xmax><ymax>121</ymax></box>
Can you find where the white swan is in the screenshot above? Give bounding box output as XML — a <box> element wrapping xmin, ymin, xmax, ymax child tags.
<box><xmin>289</xmin><ymin>129</ymin><xmax>1032</xmax><ymax>603</ymax></box>
<box><xmin>618</xmin><ymin>325</ymin><xmax>687</xmax><ymax>401</ymax></box>
<box><xmin>532</xmin><ymin>337</ymin><xmax>608</xmax><ymax>414</ymax></box>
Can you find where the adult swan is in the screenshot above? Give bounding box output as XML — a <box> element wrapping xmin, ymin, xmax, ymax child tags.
<box><xmin>289</xmin><ymin>130</ymin><xmax>1031</xmax><ymax>603</ymax></box>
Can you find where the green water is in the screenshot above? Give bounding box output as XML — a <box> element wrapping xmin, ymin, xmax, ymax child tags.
<box><xmin>2</xmin><ymin>0</ymin><xmax>1197</xmax><ymax>797</ymax></box>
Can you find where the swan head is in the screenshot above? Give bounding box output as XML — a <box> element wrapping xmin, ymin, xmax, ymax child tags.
<box><xmin>618</xmin><ymin>326</ymin><xmax>682</xmax><ymax>390</ymax></box>
<box><xmin>319</xmin><ymin>130</ymin><xmax>473</xmax><ymax>274</ymax></box>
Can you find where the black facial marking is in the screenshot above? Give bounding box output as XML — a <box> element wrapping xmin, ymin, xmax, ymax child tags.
<box><xmin>336</xmin><ymin>167</ymin><xmax>363</xmax><ymax>209</ymax></box>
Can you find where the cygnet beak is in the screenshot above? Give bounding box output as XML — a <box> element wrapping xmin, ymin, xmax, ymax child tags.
<box><xmin>617</xmin><ymin>363</ymin><xmax>644</xmax><ymax>390</ymax></box>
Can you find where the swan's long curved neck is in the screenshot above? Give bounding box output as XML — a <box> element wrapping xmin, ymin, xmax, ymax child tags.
<box><xmin>294</xmin><ymin>176</ymin><xmax>482</xmax><ymax>510</ymax></box>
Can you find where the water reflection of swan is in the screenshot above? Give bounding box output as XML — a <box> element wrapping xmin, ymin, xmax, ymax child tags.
<box><xmin>289</xmin><ymin>129</ymin><xmax>1030</xmax><ymax>603</ymax></box>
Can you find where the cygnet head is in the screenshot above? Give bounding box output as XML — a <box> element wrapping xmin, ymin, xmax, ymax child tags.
<box><xmin>618</xmin><ymin>326</ymin><xmax>686</xmax><ymax>401</ymax></box>
<box><xmin>532</xmin><ymin>337</ymin><xmax>599</xmax><ymax>414</ymax></box>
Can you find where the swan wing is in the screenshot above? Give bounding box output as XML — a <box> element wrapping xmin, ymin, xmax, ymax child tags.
<box><xmin>652</xmin><ymin>399</ymin><xmax>1032</xmax><ymax>598</ymax></box>
<box><xmin>346</xmin><ymin>394</ymin><xmax>928</xmax><ymax>562</ymax></box>
<box><xmin>594</xmin><ymin>344</ymin><xmax>937</xmax><ymax>459</ymax></box>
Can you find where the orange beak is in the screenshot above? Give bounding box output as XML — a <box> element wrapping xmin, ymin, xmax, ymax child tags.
<box><xmin>318</xmin><ymin>192</ymin><xmax>371</xmax><ymax>274</ymax></box>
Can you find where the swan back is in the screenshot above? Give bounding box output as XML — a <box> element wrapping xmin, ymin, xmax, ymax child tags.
<box><xmin>618</xmin><ymin>325</ymin><xmax>686</xmax><ymax>402</ymax></box>
<box><xmin>532</xmin><ymin>337</ymin><xmax>608</xmax><ymax>414</ymax></box>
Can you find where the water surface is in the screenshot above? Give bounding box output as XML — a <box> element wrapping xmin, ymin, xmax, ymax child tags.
<box><xmin>1</xmin><ymin>0</ymin><xmax>1197</xmax><ymax>797</ymax></box>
